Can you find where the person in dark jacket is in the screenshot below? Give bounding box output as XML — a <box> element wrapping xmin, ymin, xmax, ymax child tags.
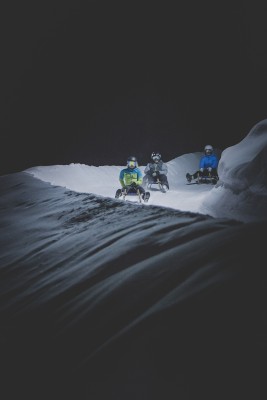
<box><xmin>143</xmin><ymin>152</ymin><xmax>169</xmax><ymax>189</ymax></box>
<box><xmin>186</xmin><ymin>145</ymin><xmax>219</xmax><ymax>183</ymax></box>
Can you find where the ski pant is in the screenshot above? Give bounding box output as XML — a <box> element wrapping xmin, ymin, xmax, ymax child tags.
<box><xmin>144</xmin><ymin>173</ymin><xmax>169</xmax><ymax>186</ymax></box>
<box><xmin>123</xmin><ymin>185</ymin><xmax>145</xmax><ymax>195</ymax></box>
<box><xmin>192</xmin><ymin>168</ymin><xmax>218</xmax><ymax>179</ymax></box>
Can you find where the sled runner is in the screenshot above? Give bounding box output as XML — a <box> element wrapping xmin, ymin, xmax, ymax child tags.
<box><xmin>147</xmin><ymin>178</ymin><xmax>169</xmax><ymax>193</ymax></box>
<box><xmin>115</xmin><ymin>188</ymin><xmax>150</xmax><ymax>203</ymax></box>
<box><xmin>186</xmin><ymin>172</ymin><xmax>218</xmax><ymax>185</ymax></box>
<box><xmin>196</xmin><ymin>173</ymin><xmax>218</xmax><ymax>185</ymax></box>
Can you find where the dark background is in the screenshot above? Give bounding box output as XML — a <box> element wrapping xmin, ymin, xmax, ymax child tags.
<box><xmin>1</xmin><ymin>0</ymin><xmax>267</xmax><ymax>175</ymax></box>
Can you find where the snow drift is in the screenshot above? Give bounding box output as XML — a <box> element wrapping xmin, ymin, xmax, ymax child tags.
<box><xmin>1</xmin><ymin>120</ymin><xmax>267</xmax><ymax>400</ymax></box>
<box><xmin>200</xmin><ymin>119</ymin><xmax>267</xmax><ymax>221</ymax></box>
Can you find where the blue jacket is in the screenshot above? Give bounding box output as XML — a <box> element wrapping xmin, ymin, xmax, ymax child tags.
<box><xmin>199</xmin><ymin>154</ymin><xmax>218</xmax><ymax>169</ymax></box>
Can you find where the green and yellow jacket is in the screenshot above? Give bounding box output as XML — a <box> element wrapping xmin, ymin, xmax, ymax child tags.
<box><xmin>119</xmin><ymin>167</ymin><xmax>143</xmax><ymax>187</ymax></box>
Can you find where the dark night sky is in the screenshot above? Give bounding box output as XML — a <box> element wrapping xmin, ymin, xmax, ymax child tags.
<box><xmin>2</xmin><ymin>1</ymin><xmax>267</xmax><ymax>174</ymax></box>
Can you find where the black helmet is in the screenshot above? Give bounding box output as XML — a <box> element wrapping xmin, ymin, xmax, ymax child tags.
<box><xmin>204</xmin><ymin>145</ymin><xmax>213</xmax><ymax>154</ymax></box>
<box><xmin>127</xmin><ymin>156</ymin><xmax>138</xmax><ymax>168</ymax></box>
<box><xmin>151</xmin><ymin>152</ymin><xmax>161</xmax><ymax>162</ymax></box>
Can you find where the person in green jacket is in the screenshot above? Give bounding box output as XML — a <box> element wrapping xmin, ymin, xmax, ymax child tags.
<box><xmin>115</xmin><ymin>156</ymin><xmax>149</xmax><ymax>201</ymax></box>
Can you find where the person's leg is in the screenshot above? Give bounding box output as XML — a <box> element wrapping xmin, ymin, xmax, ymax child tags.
<box><xmin>159</xmin><ymin>174</ymin><xmax>166</xmax><ymax>183</ymax></box>
<box><xmin>137</xmin><ymin>185</ymin><xmax>145</xmax><ymax>195</ymax></box>
<box><xmin>187</xmin><ymin>170</ymin><xmax>202</xmax><ymax>181</ymax></box>
<box><xmin>149</xmin><ymin>174</ymin><xmax>158</xmax><ymax>183</ymax></box>
<box><xmin>160</xmin><ymin>174</ymin><xmax>169</xmax><ymax>188</ymax></box>
<box><xmin>146</xmin><ymin>173</ymin><xmax>154</xmax><ymax>184</ymax></box>
<box><xmin>139</xmin><ymin>186</ymin><xmax>150</xmax><ymax>201</ymax></box>
<box><xmin>210</xmin><ymin>168</ymin><xmax>219</xmax><ymax>183</ymax></box>
<box><xmin>143</xmin><ymin>174</ymin><xmax>149</xmax><ymax>186</ymax></box>
<box><xmin>123</xmin><ymin>186</ymin><xmax>132</xmax><ymax>194</ymax></box>
<box><xmin>165</xmin><ymin>177</ymin><xmax>170</xmax><ymax>189</ymax></box>
<box><xmin>115</xmin><ymin>188</ymin><xmax>122</xmax><ymax>198</ymax></box>
<box><xmin>211</xmin><ymin>168</ymin><xmax>218</xmax><ymax>178</ymax></box>
<box><xmin>192</xmin><ymin>171</ymin><xmax>200</xmax><ymax>179</ymax></box>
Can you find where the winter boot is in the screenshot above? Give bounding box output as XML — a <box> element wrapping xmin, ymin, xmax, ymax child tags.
<box><xmin>115</xmin><ymin>189</ymin><xmax>122</xmax><ymax>198</ymax></box>
<box><xmin>186</xmin><ymin>173</ymin><xmax>192</xmax><ymax>182</ymax></box>
<box><xmin>142</xmin><ymin>192</ymin><xmax>150</xmax><ymax>202</ymax></box>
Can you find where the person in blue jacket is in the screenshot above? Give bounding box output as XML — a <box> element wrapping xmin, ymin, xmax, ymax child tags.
<box><xmin>186</xmin><ymin>145</ymin><xmax>219</xmax><ymax>182</ymax></box>
<box><xmin>115</xmin><ymin>156</ymin><xmax>149</xmax><ymax>200</ymax></box>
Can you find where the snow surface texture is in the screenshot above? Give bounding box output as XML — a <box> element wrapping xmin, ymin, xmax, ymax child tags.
<box><xmin>25</xmin><ymin>120</ymin><xmax>267</xmax><ymax>222</ymax></box>
<box><xmin>0</xmin><ymin>120</ymin><xmax>267</xmax><ymax>400</ymax></box>
<box><xmin>26</xmin><ymin>152</ymin><xmax>210</xmax><ymax>215</ymax></box>
<box><xmin>200</xmin><ymin>119</ymin><xmax>267</xmax><ymax>221</ymax></box>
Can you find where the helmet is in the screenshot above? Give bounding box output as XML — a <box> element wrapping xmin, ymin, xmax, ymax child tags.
<box><xmin>127</xmin><ymin>156</ymin><xmax>138</xmax><ymax>168</ymax></box>
<box><xmin>151</xmin><ymin>152</ymin><xmax>161</xmax><ymax>162</ymax></box>
<box><xmin>204</xmin><ymin>145</ymin><xmax>213</xmax><ymax>154</ymax></box>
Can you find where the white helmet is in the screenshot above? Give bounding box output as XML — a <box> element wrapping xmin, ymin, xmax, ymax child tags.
<box><xmin>151</xmin><ymin>152</ymin><xmax>161</xmax><ymax>162</ymax></box>
<box><xmin>204</xmin><ymin>145</ymin><xmax>213</xmax><ymax>154</ymax></box>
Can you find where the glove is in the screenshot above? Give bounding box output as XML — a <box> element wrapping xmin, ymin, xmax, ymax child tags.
<box><xmin>208</xmin><ymin>167</ymin><xmax>212</xmax><ymax>172</ymax></box>
<box><xmin>131</xmin><ymin>182</ymin><xmax>137</xmax><ymax>187</ymax></box>
<box><xmin>200</xmin><ymin>168</ymin><xmax>204</xmax><ymax>173</ymax></box>
<box><xmin>152</xmin><ymin>171</ymin><xmax>159</xmax><ymax>177</ymax></box>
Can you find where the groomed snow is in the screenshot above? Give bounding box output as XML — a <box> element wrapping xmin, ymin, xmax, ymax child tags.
<box><xmin>26</xmin><ymin>119</ymin><xmax>267</xmax><ymax>222</ymax></box>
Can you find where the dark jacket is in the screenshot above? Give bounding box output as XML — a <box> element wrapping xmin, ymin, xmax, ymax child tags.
<box><xmin>144</xmin><ymin>160</ymin><xmax>168</xmax><ymax>176</ymax></box>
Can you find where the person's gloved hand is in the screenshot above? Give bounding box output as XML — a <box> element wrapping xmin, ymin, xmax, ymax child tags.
<box><xmin>152</xmin><ymin>171</ymin><xmax>159</xmax><ymax>177</ymax></box>
<box><xmin>200</xmin><ymin>168</ymin><xmax>204</xmax><ymax>173</ymax></box>
<box><xmin>208</xmin><ymin>167</ymin><xmax>212</xmax><ymax>172</ymax></box>
<box><xmin>131</xmin><ymin>182</ymin><xmax>137</xmax><ymax>187</ymax></box>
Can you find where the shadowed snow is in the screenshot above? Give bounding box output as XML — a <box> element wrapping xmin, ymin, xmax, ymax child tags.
<box><xmin>1</xmin><ymin>120</ymin><xmax>267</xmax><ymax>400</ymax></box>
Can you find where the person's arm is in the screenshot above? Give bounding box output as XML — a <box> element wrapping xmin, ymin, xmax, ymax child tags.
<box><xmin>159</xmin><ymin>163</ymin><xmax>168</xmax><ymax>175</ymax></box>
<box><xmin>136</xmin><ymin>169</ymin><xmax>143</xmax><ymax>185</ymax></box>
<box><xmin>144</xmin><ymin>164</ymin><xmax>150</xmax><ymax>174</ymax></box>
<box><xmin>199</xmin><ymin>156</ymin><xmax>205</xmax><ymax>169</ymax></box>
<box><xmin>119</xmin><ymin>170</ymin><xmax>126</xmax><ymax>187</ymax></box>
<box><xmin>211</xmin><ymin>155</ymin><xmax>218</xmax><ymax>169</ymax></box>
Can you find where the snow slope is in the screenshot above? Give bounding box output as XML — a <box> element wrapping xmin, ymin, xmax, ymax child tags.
<box><xmin>25</xmin><ymin>152</ymin><xmax>210</xmax><ymax>213</ymax></box>
<box><xmin>1</xmin><ymin>119</ymin><xmax>267</xmax><ymax>400</ymax></box>
<box><xmin>26</xmin><ymin>119</ymin><xmax>267</xmax><ymax>223</ymax></box>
